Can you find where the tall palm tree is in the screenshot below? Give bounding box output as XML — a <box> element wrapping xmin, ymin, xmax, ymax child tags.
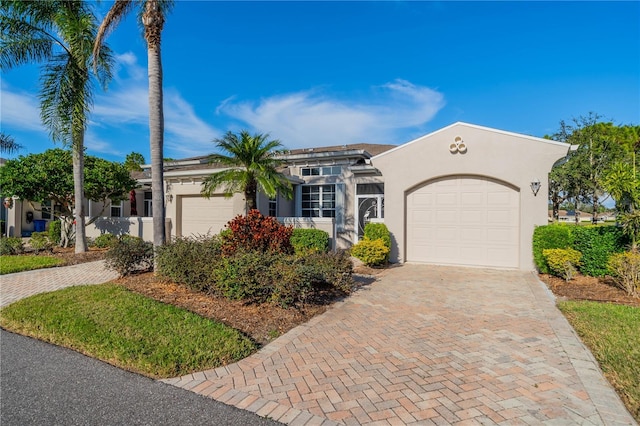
<box><xmin>201</xmin><ymin>130</ymin><xmax>293</xmax><ymax>211</ymax></box>
<box><xmin>94</xmin><ymin>0</ymin><xmax>173</xmax><ymax>249</ymax></box>
<box><xmin>0</xmin><ymin>132</ymin><xmax>21</xmax><ymax>154</ymax></box>
<box><xmin>0</xmin><ymin>0</ymin><xmax>113</xmax><ymax>253</ymax></box>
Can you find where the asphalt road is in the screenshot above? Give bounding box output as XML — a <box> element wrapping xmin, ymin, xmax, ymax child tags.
<box><xmin>0</xmin><ymin>329</ymin><xmax>282</xmax><ymax>426</ymax></box>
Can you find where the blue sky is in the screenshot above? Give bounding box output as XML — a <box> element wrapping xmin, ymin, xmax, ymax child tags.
<box><xmin>1</xmin><ymin>1</ymin><xmax>639</xmax><ymax>163</ymax></box>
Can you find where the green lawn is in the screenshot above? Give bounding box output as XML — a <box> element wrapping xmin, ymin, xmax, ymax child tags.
<box><xmin>558</xmin><ymin>301</ymin><xmax>640</xmax><ymax>422</ymax></box>
<box><xmin>0</xmin><ymin>255</ymin><xmax>63</xmax><ymax>274</ymax></box>
<box><xmin>0</xmin><ymin>284</ymin><xmax>257</xmax><ymax>378</ymax></box>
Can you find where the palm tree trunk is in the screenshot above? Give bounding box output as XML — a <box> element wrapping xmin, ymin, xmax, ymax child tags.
<box><xmin>148</xmin><ymin>37</ymin><xmax>165</xmax><ymax>248</ymax></box>
<box><xmin>73</xmin><ymin>132</ymin><xmax>88</xmax><ymax>253</ymax></box>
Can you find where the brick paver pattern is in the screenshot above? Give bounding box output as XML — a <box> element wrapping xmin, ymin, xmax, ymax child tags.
<box><xmin>0</xmin><ymin>260</ymin><xmax>118</xmax><ymax>308</ymax></box>
<box><xmin>166</xmin><ymin>265</ymin><xmax>636</xmax><ymax>426</ymax></box>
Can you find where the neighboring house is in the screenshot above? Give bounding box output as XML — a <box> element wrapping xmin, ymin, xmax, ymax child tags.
<box><xmin>2</xmin><ymin>122</ymin><xmax>569</xmax><ymax>270</ymax></box>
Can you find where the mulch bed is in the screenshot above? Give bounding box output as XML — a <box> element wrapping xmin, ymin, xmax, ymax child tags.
<box><xmin>538</xmin><ymin>273</ymin><xmax>640</xmax><ymax>307</ymax></box>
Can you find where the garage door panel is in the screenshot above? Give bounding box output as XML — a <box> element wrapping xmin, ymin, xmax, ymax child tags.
<box><xmin>436</xmin><ymin>193</ymin><xmax>457</xmax><ymax>205</ymax></box>
<box><xmin>407</xmin><ymin>176</ymin><xmax>519</xmax><ymax>268</ymax></box>
<box><xmin>180</xmin><ymin>195</ymin><xmax>234</xmax><ymax>237</ymax></box>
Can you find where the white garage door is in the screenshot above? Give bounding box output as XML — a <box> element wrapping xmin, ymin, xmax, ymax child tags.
<box><xmin>406</xmin><ymin>176</ymin><xmax>519</xmax><ymax>268</ymax></box>
<box><xmin>179</xmin><ymin>195</ymin><xmax>234</xmax><ymax>237</ymax></box>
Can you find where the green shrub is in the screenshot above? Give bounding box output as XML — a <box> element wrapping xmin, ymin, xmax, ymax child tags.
<box><xmin>29</xmin><ymin>232</ymin><xmax>53</xmax><ymax>254</ymax></box>
<box><xmin>290</xmin><ymin>228</ymin><xmax>329</xmax><ymax>255</ymax></box>
<box><xmin>543</xmin><ymin>248</ymin><xmax>582</xmax><ymax>281</ymax></box>
<box><xmin>299</xmin><ymin>250</ymin><xmax>354</xmax><ymax>293</ymax></box>
<box><xmin>364</xmin><ymin>223</ymin><xmax>391</xmax><ymax>249</ymax></box>
<box><xmin>351</xmin><ymin>238</ymin><xmax>390</xmax><ymax>267</ymax></box>
<box><xmin>572</xmin><ymin>226</ymin><xmax>626</xmax><ymax>277</ymax></box>
<box><xmin>0</xmin><ymin>236</ymin><xmax>24</xmax><ymax>255</ymax></box>
<box><xmin>608</xmin><ymin>251</ymin><xmax>640</xmax><ymax>297</ymax></box>
<box><xmin>222</xmin><ymin>209</ymin><xmax>293</xmax><ymax>255</ymax></box>
<box><xmin>48</xmin><ymin>220</ymin><xmax>61</xmax><ymax>246</ymax></box>
<box><xmin>104</xmin><ymin>236</ymin><xmax>154</xmax><ymax>276</ymax></box>
<box><xmin>210</xmin><ymin>250</ymin><xmax>354</xmax><ymax>307</ymax></box>
<box><xmin>213</xmin><ymin>250</ymin><xmax>276</xmax><ymax>301</ymax></box>
<box><xmin>156</xmin><ymin>235</ymin><xmax>222</xmax><ymax>292</ymax></box>
<box><xmin>93</xmin><ymin>233</ymin><xmax>118</xmax><ymax>249</ymax></box>
<box><xmin>532</xmin><ymin>224</ymin><xmax>574</xmax><ymax>273</ymax></box>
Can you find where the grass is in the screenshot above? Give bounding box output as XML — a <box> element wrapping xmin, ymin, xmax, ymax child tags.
<box><xmin>0</xmin><ymin>284</ymin><xmax>257</xmax><ymax>378</ymax></box>
<box><xmin>0</xmin><ymin>255</ymin><xmax>63</xmax><ymax>274</ymax></box>
<box><xmin>558</xmin><ymin>301</ymin><xmax>640</xmax><ymax>422</ymax></box>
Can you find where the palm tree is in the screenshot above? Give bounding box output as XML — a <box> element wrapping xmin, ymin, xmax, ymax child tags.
<box><xmin>0</xmin><ymin>0</ymin><xmax>113</xmax><ymax>253</ymax></box>
<box><xmin>94</xmin><ymin>0</ymin><xmax>173</xmax><ymax>249</ymax></box>
<box><xmin>201</xmin><ymin>130</ymin><xmax>293</xmax><ymax>211</ymax></box>
<box><xmin>0</xmin><ymin>132</ymin><xmax>21</xmax><ymax>154</ymax></box>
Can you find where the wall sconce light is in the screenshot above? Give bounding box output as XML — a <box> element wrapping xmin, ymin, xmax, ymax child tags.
<box><xmin>165</xmin><ymin>194</ymin><xmax>173</xmax><ymax>203</ymax></box>
<box><xmin>3</xmin><ymin>197</ymin><xmax>14</xmax><ymax>209</ymax></box>
<box><xmin>530</xmin><ymin>179</ymin><xmax>541</xmax><ymax>196</ymax></box>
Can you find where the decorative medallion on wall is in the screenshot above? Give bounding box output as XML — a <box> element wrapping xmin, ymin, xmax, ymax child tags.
<box><xmin>449</xmin><ymin>136</ymin><xmax>467</xmax><ymax>154</ymax></box>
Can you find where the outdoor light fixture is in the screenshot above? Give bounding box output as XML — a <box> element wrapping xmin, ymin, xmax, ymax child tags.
<box><xmin>530</xmin><ymin>179</ymin><xmax>541</xmax><ymax>196</ymax></box>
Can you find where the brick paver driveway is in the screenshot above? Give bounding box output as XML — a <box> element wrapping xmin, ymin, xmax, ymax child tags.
<box><xmin>166</xmin><ymin>265</ymin><xmax>635</xmax><ymax>425</ymax></box>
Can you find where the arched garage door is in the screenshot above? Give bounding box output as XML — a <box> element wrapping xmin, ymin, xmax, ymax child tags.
<box><xmin>406</xmin><ymin>176</ymin><xmax>520</xmax><ymax>268</ymax></box>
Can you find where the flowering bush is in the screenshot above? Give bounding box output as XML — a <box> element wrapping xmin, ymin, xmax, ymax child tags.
<box><xmin>221</xmin><ymin>209</ymin><xmax>293</xmax><ymax>255</ymax></box>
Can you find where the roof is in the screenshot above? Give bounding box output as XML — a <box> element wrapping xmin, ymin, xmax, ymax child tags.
<box><xmin>284</xmin><ymin>143</ymin><xmax>397</xmax><ymax>157</ymax></box>
<box><xmin>373</xmin><ymin>122</ymin><xmax>570</xmax><ymax>160</ymax></box>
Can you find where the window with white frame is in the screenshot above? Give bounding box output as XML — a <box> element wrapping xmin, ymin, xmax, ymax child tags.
<box><xmin>110</xmin><ymin>201</ymin><xmax>123</xmax><ymax>217</ymax></box>
<box><xmin>300</xmin><ymin>166</ymin><xmax>341</xmax><ymax>177</ymax></box>
<box><xmin>301</xmin><ymin>185</ymin><xmax>336</xmax><ymax>217</ymax></box>
<box><xmin>143</xmin><ymin>191</ymin><xmax>152</xmax><ymax>217</ymax></box>
<box><xmin>268</xmin><ymin>197</ymin><xmax>277</xmax><ymax>217</ymax></box>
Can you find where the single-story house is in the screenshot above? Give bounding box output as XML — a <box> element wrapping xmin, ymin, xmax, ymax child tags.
<box><xmin>3</xmin><ymin>122</ymin><xmax>569</xmax><ymax>270</ymax></box>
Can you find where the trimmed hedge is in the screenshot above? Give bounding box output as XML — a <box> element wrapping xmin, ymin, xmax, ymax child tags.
<box><xmin>572</xmin><ymin>226</ymin><xmax>626</xmax><ymax>277</ymax></box>
<box><xmin>351</xmin><ymin>238</ymin><xmax>390</xmax><ymax>267</ymax></box>
<box><xmin>290</xmin><ymin>228</ymin><xmax>329</xmax><ymax>255</ymax></box>
<box><xmin>532</xmin><ymin>224</ymin><xmax>574</xmax><ymax>273</ymax></box>
<box><xmin>543</xmin><ymin>248</ymin><xmax>582</xmax><ymax>281</ymax></box>
<box><xmin>363</xmin><ymin>223</ymin><xmax>391</xmax><ymax>249</ymax></box>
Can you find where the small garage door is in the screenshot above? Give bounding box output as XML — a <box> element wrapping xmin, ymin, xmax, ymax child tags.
<box><xmin>406</xmin><ymin>176</ymin><xmax>519</xmax><ymax>268</ymax></box>
<box><xmin>179</xmin><ymin>195</ymin><xmax>234</xmax><ymax>237</ymax></box>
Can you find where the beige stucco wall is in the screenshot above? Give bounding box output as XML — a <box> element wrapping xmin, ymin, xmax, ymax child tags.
<box><xmin>373</xmin><ymin>122</ymin><xmax>569</xmax><ymax>270</ymax></box>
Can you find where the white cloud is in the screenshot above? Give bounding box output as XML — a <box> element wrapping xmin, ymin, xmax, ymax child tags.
<box><xmin>0</xmin><ymin>83</ymin><xmax>46</xmax><ymax>132</ymax></box>
<box><xmin>216</xmin><ymin>79</ymin><xmax>445</xmax><ymax>148</ymax></box>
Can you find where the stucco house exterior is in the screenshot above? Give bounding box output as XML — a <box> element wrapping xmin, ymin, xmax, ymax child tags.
<box><xmin>3</xmin><ymin>122</ymin><xmax>569</xmax><ymax>270</ymax></box>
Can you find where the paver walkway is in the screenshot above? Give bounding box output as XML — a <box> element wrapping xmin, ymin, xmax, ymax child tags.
<box><xmin>0</xmin><ymin>260</ymin><xmax>118</xmax><ymax>307</ymax></box>
<box><xmin>165</xmin><ymin>265</ymin><xmax>636</xmax><ymax>425</ymax></box>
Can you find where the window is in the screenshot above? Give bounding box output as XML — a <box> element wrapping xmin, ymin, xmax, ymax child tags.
<box><xmin>301</xmin><ymin>166</ymin><xmax>341</xmax><ymax>177</ymax></box>
<box><xmin>268</xmin><ymin>197</ymin><xmax>277</xmax><ymax>217</ymax></box>
<box><xmin>302</xmin><ymin>185</ymin><xmax>336</xmax><ymax>218</ymax></box>
<box><xmin>110</xmin><ymin>201</ymin><xmax>123</xmax><ymax>217</ymax></box>
<box><xmin>144</xmin><ymin>192</ymin><xmax>152</xmax><ymax>217</ymax></box>
<box><xmin>41</xmin><ymin>200</ymin><xmax>53</xmax><ymax>220</ymax></box>
<box><xmin>41</xmin><ymin>200</ymin><xmax>61</xmax><ymax>220</ymax></box>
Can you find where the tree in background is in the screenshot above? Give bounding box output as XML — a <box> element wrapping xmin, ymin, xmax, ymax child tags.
<box><xmin>0</xmin><ymin>149</ymin><xmax>137</xmax><ymax>246</ymax></box>
<box><xmin>551</xmin><ymin>113</ymin><xmax>628</xmax><ymax>223</ymax></box>
<box><xmin>0</xmin><ymin>0</ymin><xmax>113</xmax><ymax>253</ymax></box>
<box><xmin>94</xmin><ymin>0</ymin><xmax>174</xmax><ymax>250</ymax></box>
<box><xmin>124</xmin><ymin>151</ymin><xmax>146</xmax><ymax>172</ymax></box>
<box><xmin>201</xmin><ymin>130</ymin><xmax>293</xmax><ymax>211</ymax></box>
<box><xmin>0</xmin><ymin>132</ymin><xmax>22</xmax><ymax>154</ymax></box>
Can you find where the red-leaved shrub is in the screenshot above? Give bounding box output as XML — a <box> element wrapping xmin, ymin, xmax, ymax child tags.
<box><xmin>222</xmin><ymin>209</ymin><xmax>293</xmax><ymax>255</ymax></box>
